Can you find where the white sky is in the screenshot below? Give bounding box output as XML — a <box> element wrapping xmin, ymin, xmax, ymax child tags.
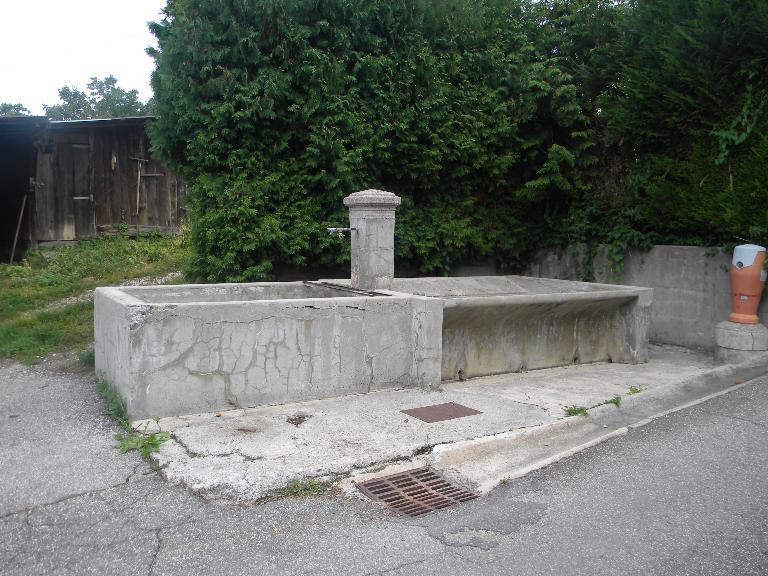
<box><xmin>0</xmin><ymin>1</ymin><xmax>167</xmax><ymax>114</ymax></box>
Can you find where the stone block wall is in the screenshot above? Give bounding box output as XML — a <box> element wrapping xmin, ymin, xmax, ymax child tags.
<box><xmin>526</xmin><ymin>244</ymin><xmax>768</xmax><ymax>349</ymax></box>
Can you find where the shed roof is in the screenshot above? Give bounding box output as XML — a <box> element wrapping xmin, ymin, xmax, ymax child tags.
<box><xmin>0</xmin><ymin>115</ymin><xmax>157</xmax><ymax>137</ymax></box>
<box><xmin>49</xmin><ymin>116</ymin><xmax>155</xmax><ymax>129</ymax></box>
<box><xmin>0</xmin><ymin>116</ymin><xmax>49</xmax><ymax>137</ymax></box>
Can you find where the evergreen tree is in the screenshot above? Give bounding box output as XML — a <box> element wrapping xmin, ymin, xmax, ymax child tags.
<box><xmin>148</xmin><ymin>0</ymin><xmax>593</xmax><ymax>281</ymax></box>
<box><xmin>601</xmin><ymin>0</ymin><xmax>768</xmax><ymax>245</ymax></box>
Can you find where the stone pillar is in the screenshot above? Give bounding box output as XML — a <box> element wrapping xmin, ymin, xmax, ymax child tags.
<box><xmin>715</xmin><ymin>321</ymin><xmax>768</xmax><ymax>363</ymax></box>
<box><xmin>343</xmin><ymin>189</ymin><xmax>401</xmax><ymax>290</ymax></box>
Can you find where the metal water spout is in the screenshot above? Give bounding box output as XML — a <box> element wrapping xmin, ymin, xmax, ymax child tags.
<box><xmin>326</xmin><ymin>227</ymin><xmax>355</xmax><ymax>238</ymax></box>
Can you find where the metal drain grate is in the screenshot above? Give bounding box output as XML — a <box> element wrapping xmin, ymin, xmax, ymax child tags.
<box><xmin>401</xmin><ymin>401</ymin><xmax>482</xmax><ymax>423</ymax></box>
<box><xmin>356</xmin><ymin>467</ymin><xmax>478</xmax><ymax>517</ymax></box>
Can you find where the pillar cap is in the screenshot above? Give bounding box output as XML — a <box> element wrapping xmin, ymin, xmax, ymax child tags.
<box><xmin>343</xmin><ymin>189</ymin><xmax>401</xmax><ymax>208</ymax></box>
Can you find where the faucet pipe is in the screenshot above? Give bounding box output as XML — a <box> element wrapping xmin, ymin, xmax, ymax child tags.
<box><xmin>327</xmin><ymin>227</ymin><xmax>355</xmax><ymax>238</ymax></box>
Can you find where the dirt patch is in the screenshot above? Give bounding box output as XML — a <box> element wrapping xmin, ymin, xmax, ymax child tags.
<box><xmin>287</xmin><ymin>413</ymin><xmax>312</xmax><ymax>427</ymax></box>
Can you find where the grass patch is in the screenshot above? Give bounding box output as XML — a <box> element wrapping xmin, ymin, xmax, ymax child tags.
<box><xmin>0</xmin><ymin>231</ymin><xmax>190</xmax><ymax>322</ymax></box>
<box><xmin>0</xmin><ymin>301</ymin><xmax>94</xmax><ymax>363</ymax></box>
<box><xmin>564</xmin><ymin>405</ymin><xmax>589</xmax><ymax>417</ymax></box>
<box><xmin>97</xmin><ymin>381</ymin><xmax>170</xmax><ymax>459</ymax></box>
<box><xmin>0</xmin><ymin>231</ymin><xmax>190</xmax><ymax>363</ymax></box>
<box><xmin>628</xmin><ymin>386</ymin><xmax>642</xmax><ymax>395</ymax></box>
<box><xmin>277</xmin><ymin>479</ymin><xmax>330</xmax><ymax>498</ymax></box>
<box><xmin>99</xmin><ymin>380</ymin><xmax>131</xmax><ymax>429</ymax></box>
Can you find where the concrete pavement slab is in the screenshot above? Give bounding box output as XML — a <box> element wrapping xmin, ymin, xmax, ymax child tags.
<box><xmin>142</xmin><ymin>344</ymin><xmax>718</xmax><ymax>502</ymax></box>
<box><xmin>4</xmin><ymin>378</ymin><xmax>766</xmax><ymax>575</ymax></box>
<box><xmin>150</xmin><ymin>386</ymin><xmax>553</xmax><ymax>501</ymax></box>
<box><xmin>428</xmin><ymin>347</ymin><xmax>768</xmax><ymax>492</ymax></box>
<box><xmin>441</xmin><ymin>343</ymin><xmax>714</xmax><ymax>414</ymax></box>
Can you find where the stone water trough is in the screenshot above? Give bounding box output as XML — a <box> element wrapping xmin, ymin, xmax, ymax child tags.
<box><xmin>95</xmin><ymin>190</ymin><xmax>651</xmax><ymax>419</ymax></box>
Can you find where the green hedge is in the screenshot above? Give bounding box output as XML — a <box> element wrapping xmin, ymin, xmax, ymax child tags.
<box><xmin>597</xmin><ymin>0</ymin><xmax>768</xmax><ymax>246</ymax></box>
<box><xmin>149</xmin><ymin>0</ymin><xmax>594</xmax><ymax>281</ymax></box>
<box><xmin>148</xmin><ymin>0</ymin><xmax>768</xmax><ymax>281</ymax></box>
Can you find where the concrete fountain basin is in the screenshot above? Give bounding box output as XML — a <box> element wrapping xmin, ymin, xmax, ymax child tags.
<box><xmin>95</xmin><ymin>190</ymin><xmax>652</xmax><ymax>419</ymax></box>
<box><xmin>95</xmin><ymin>281</ymin><xmax>443</xmax><ymax>419</ymax></box>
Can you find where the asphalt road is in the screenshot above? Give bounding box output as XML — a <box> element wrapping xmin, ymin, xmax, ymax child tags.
<box><xmin>1</xmin><ymin>361</ymin><xmax>767</xmax><ymax>575</ymax></box>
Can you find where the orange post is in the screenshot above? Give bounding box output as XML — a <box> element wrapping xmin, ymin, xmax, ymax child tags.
<box><xmin>728</xmin><ymin>244</ymin><xmax>766</xmax><ymax>324</ymax></box>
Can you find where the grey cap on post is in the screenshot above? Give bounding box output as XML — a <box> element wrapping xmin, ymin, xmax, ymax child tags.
<box><xmin>343</xmin><ymin>189</ymin><xmax>402</xmax><ymax>209</ymax></box>
<box><xmin>344</xmin><ymin>189</ymin><xmax>401</xmax><ymax>290</ymax></box>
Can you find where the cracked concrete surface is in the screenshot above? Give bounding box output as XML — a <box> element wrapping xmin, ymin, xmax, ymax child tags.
<box><xmin>96</xmin><ymin>274</ymin><xmax>652</xmax><ymax>421</ymax></box>
<box><xmin>152</xmin><ymin>388</ymin><xmax>551</xmax><ymax>501</ymax></box>
<box><xmin>140</xmin><ymin>345</ymin><xmax>714</xmax><ymax>502</ymax></box>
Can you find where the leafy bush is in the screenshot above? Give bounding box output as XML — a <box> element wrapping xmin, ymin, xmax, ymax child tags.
<box><xmin>597</xmin><ymin>0</ymin><xmax>768</xmax><ymax>247</ymax></box>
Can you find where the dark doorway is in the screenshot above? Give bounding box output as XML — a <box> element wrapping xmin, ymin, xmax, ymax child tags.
<box><xmin>0</xmin><ymin>117</ymin><xmax>44</xmax><ymax>263</ymax></box>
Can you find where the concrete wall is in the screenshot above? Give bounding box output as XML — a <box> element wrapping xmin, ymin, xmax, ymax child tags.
<box><xmin>95</xmin><ymin>283</ymin><xmax>443</xmax><ymax>419</ymax></box>
<box><xmin>527</xmin><ymin>244</ymin><xmax>767</xmax><ymax>350</ymax></box>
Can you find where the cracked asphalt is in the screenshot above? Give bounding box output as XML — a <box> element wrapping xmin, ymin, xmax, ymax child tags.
<box><xmin>2</xmin><ymin>359</ymin><xmax>767</xmax><ymax>575</ymax></box>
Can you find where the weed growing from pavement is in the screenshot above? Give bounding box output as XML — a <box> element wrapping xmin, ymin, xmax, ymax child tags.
<box><xmin>604</xmin><ymin>395</ymin><xmax>622</xmax><ymax>407</ymax></box>
<box><xmin>116</xmin><ymin>432</ymin><xmax>170</xmax><ymax>459</ymax></box>
<box><xmin>79</xmin><ymin>349</ymin><xmax>96</xmax><ymax>368</ymax></box>
<box><xmin>97</xmin><ymin>380</ymin><xmax>170</xmax><ymax>460</ymax></box>
<box><xmin>564</xmin><ymin>405</ymin><xmax>589</xmax><ymax>417</ymax></box>
<box><xmin>628</xmin><ymin>386</ymin><xmax>642</xmax><ymax>395</ymax></box>
<box><xmin>277</xmin><ymin>479</ymin><xmax>330</xmax><ymax>498</ymax></box>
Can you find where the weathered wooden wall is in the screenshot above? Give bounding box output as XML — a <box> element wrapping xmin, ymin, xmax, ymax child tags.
<box><xmin>34</xmin><ymin>119</ymin><xmax>185</xmax><ymax>242</ymax></box>
<box><xmin>35</xmin><ymin>131</ymin><xmax>88</xmax><ymax>240</ymax></box>
<box><xmin>91</xmin><ymin>123</ymin><xmax>185</xmax><ymax>232</ymax></box>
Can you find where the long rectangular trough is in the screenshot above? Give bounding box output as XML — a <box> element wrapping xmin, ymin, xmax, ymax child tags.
<box><xmin>95</xmin><ymin>189</ymin><xmax>651</xmax><ymax>419</ymax></box>
<box><xmin>389</xmin><ymin>276</ymin><xmax>652</xmax><ymax>381</ymax></box>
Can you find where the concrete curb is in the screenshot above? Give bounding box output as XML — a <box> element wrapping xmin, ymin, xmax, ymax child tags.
<box><xmin>425</xmin><ymin>352</ymin><xmax>768</xmax><ymax>494</ymax></box>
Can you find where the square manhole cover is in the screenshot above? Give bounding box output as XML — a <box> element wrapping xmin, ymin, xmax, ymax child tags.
<box><xmin>401</xmin><ymin>401</ymin><xmax>482</xmax><ymax>423</ymax></box>
<box><xmin>355</xmin><ymin>467</ymin><xmax>478</xmax><ymax>517</ymax></box>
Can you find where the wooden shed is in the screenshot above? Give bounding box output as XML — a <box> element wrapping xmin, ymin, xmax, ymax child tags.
<box><xmin>0</xmin><ymin>116</ymin><xmax>186</xmax><ymax>261</ymax></box>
